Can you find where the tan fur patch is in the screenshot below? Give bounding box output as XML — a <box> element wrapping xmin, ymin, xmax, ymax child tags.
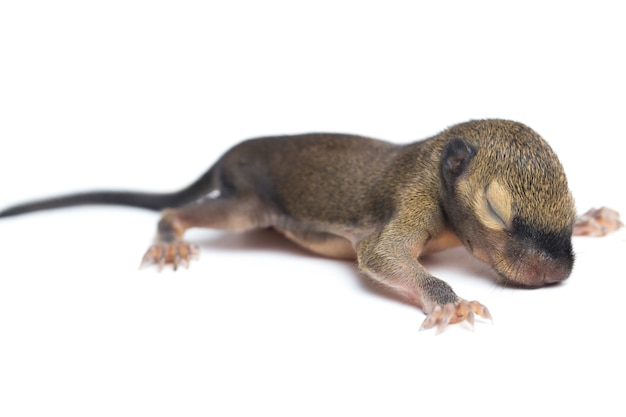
<box><xmin>275</xmin><ymin>228</ymin><xmax>357</xmax><ymax>260</ymax></box>
<box><xmin>484</xmin><ymin>180</ymin><xmax>512</xmax><ymax>227</ymax></box>
<box><xmin>464</xmin><ymin>180</ymin><xmax>510</xmax><ymax>231</ymax></box>
<box><xmin>422</xmin><ymin>227</ymin><xmax>462</xmax><ymax>255</ymax></box>
<box><xmin>457</xmin><ymin>179</ymin><xmax>512</xmax><ymax>231</ymax></box>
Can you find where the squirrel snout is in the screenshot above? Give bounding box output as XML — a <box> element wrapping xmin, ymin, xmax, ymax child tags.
<box><xmin>541</xmin><ymin>261</ymin><xmax>573</xmax><ymax>284</ymax></box>
<box><xmin>523</xmin><ymin>255</ymin><xmax>573</xmax><ymax>287</ymax></box>
<box><xmin>499</xmin><ymin>248</ymin><xmax>574</xmax><ymax>287</ymax></box>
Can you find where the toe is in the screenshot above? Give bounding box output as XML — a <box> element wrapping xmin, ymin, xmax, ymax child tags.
<box><xmin>139</xmin><ymin>241</ymin><xmax>199</xmax><ymax>271</ymax></box>
<box><xmin>420</xmin><ymin>299</ymin><xmax>492</xmax><ymax>333</ymax></box>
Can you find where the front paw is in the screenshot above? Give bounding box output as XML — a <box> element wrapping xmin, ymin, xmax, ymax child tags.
<box><xmin>419</xmin><ymin>299</ymin><xmax>492</xmax><ymax>333</ymax></box>
<box><xmin>573</xmin><ymin>206</ymin><xmax>623</xmax><ymax>237</ymax></box>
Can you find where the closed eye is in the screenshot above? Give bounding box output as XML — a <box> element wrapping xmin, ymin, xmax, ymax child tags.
<box><xmin>486</xmin><ymin>197</ymin><xmax>508</xmax><ymax>228</ymax></box>
<box><xmin>484</xmin><ymin>181</ymin><xmax>512</xmax><ymax>229</ymax></box>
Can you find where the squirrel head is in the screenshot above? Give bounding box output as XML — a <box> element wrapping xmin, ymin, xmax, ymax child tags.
<box><xmin>439</xmin><ymin>120</ymin><xmax>575</xmax><ymax>287</ymax></box>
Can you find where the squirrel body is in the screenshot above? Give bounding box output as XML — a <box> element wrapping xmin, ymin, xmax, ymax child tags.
<box><xmin>0</xmin><ymin>119</ymin><xmax>577</xmax><ymax>331</ymax></box>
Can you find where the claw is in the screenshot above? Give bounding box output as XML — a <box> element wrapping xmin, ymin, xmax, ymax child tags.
<box><xmin>469</xmin><ymin>300</ymin><xmax>492</xmax><ymax>323</ymax></box>
<box><xmin>420</xmin><ymin>299</ymin><xmax>492</xmax><ymax>333</ymax></box>
<box><xmin>436</xmin><ymin>303</ymin><xmax>455</xmax><ymax>334</ymax></box>
<box><xmin>140</xmin><ymin>241</ymin><xmax>200</xmax><ymax>271</ymax></box>
<box><xmin>419</xmin><ymin>305</ymin><xmax>441</xmax><ymax>331</ymax></box>
<box><xmin>466</xmin><ymin>311</ymin><xmax>475</xmax><ymax>331</ymax></box>
<box><xmin>157</xmin><ymin>247</ymin><xmax>167</xmax><ymax>271</ymax></box>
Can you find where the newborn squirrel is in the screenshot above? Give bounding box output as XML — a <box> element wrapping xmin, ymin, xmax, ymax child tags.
<box><xmin>1</xmin><ymin>119</ymin><xmax>591</xmax><ymax>331</ymax></box>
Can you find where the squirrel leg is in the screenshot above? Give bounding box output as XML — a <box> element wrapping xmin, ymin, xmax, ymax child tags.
<box><xmin>141</xmin><ymin>195</ymin><xmax>273</xmax><ymax>270</ymax></box>
<box><xmin>140</xmin><ymin>208</ymin><xmax>199</xmax><ymax>271</ymax></box>
<box><xmin>356</xmin><ymin>226</ymin><xmax>492</xmax><ymax>333</ymax></box>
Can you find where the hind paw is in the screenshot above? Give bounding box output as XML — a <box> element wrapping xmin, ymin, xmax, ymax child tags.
<box><xmin>419</xmin><ymin>299</ymin><xmax>492</xmax><ymax>333</ymax></box>
<box><xmin>140</xmin><ymin>241</ymin><xmax>200</xmax><ymax>271</ymax></box>
<box><xmin>573</xmin><ymin>207</ymin><xmax>623</xmax><ymax>237</ymax></box>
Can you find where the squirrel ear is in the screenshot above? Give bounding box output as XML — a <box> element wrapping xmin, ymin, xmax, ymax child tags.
<box><xmin>441</xmin><ymin>138</ymin><xmax>477</xmax><ymax>187</ymax></box>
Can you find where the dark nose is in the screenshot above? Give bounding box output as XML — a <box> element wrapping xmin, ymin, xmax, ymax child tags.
<box><xmin>505</xmin><ymin>249</ymin><xmax>574</xmax><ymax>287</ymax></box>
<box><xmin>529</xmin><ymin>249</ymin><xmax>574</xmax><ymax>285</ymax></box>
<box><xmin>510</xmin><ymin>221</ymin><xmax>575</xmax><ymax>285</ymax></box>
<box><xmin>542</xmin><ymin>261</ymin><xmax>573</xmax><ymax>284</ymax></box>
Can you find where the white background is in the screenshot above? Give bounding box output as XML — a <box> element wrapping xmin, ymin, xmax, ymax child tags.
<box><xmin>1</xmin><ymin>1</ymin><xmax>625</xmax><ymax>416</ymax></box>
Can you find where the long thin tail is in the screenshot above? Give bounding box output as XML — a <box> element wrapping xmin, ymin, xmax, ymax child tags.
<box><xmin>0</xmin><ymin>168</ymin><xmax>217</xmax><ymax>218</ymax></box>
<box><xmin>0</xmin><ymin>191</ymin><xmax>183</xmax><ymax>218</ymax></box>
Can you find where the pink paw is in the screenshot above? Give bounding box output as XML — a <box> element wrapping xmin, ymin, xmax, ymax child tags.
<box><xmin>573</xmin><ymin>207</ymin><xmax>623</xmax><ymax>237</ymax></box>
<box><xmin>419</xmin><ymin>300</ymin><xmax>492</xmax><ymax>333</ymax></box>
<box><xmin>140</xmin><ymin>241</ymin><xmax>200</xmax><ymax>271</ymax></box>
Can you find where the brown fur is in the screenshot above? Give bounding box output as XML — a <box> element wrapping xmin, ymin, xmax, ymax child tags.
<box><xmin>0</xmin><ymin>119</ymin><xmax>576</xmax><ymax>331</ymax></box>
<box><xmin>151</xmin><ymin>119</ymin><xmax>575</xmax><ymax>330</ymax></box>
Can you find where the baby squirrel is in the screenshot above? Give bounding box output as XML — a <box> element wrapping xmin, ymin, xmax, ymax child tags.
<box><xmin>0</xmin><ymin>119</ymin><xmax>581</xmax><ymax>332</ymax></box>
